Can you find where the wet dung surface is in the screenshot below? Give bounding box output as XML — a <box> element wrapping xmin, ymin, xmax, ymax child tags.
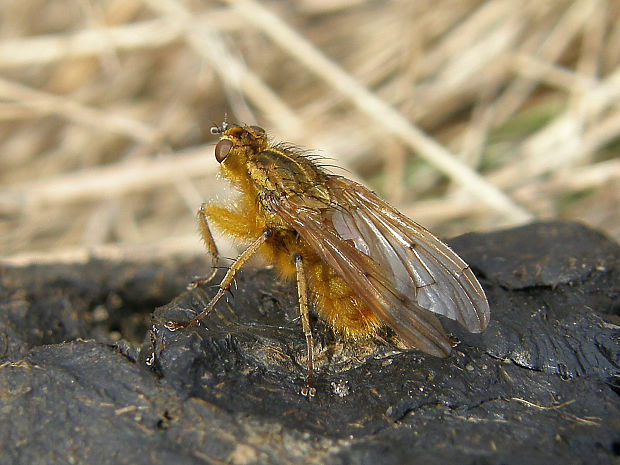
<box><xmin>0</xmin><ymin>221</ymin><xmax>618</xmax><ymax>465</ymax></box>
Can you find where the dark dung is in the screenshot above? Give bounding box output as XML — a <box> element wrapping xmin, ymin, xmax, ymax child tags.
<box><xmin>0</xmin><ymin>221</ymin><xmax>618</xmax><ymax>465</ymax></box>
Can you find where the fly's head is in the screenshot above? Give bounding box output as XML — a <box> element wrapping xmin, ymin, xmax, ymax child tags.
<box><xmin>211</xmin><ymin>123</ymin><xmax>266</xmax><ymax>162</ymax></box>
<box><xmin>210</xmin><ymin>122</ymin><xmax>268</xmax><ymax>186</ymax></box>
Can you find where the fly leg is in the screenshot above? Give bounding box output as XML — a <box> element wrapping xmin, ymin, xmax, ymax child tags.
<box><xmin>187</xmin><ymin>203</ymin><xmax>220</xmax><ymax>289</ymax></box>
<box><xmin>166</xmin><ymin>228</ymin><xmax>272</xmax><ymax>331</ymax></box>
<box><xmin>294</xmin><ymin>254</ymin><xmax>316</xmax><ymax>397</ymax></box>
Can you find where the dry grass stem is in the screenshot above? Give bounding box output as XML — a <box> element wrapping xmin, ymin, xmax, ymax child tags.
<box><xmin>1</xmin><ymin>0</ymin><xmax>618</xmax><ymax>262</ymax></box>
<box><xmin>225</xmin><ymin>0</ymin><xmax>533</xmax><ymax>222</ymax></box>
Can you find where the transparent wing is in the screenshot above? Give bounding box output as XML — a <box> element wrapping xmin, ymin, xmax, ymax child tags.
<box><xmin>330</xmin><ymin>177</ymin><xmax>490</xmax><ymax>333</ymax></box>
<box><xmin>266</xmin><ymin>176</ymin><xmax>489</xmax><ymax>357</ymax></box>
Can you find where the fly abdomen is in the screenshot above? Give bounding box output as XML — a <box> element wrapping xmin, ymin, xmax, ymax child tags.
<box><xmin>305</xmin><ymin>255</ymin><xmax>381</xmax><ymax>339</ymax></box>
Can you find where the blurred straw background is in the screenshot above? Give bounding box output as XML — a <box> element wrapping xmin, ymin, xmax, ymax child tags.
<box><xmin>1</xmin><ymin>0</ymin><xmax>619</xmax><ymax>266</ymax></box>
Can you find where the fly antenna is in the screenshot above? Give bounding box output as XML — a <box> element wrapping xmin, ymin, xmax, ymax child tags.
<box><xmin>210</xmin><ymin>121</ymin><xmax>229</xmax><ymax>135</ymax></box>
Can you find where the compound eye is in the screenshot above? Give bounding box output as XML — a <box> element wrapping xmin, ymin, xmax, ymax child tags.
<box><xmin>215</xmin><ymin>139</ymin><xmax>233</xmax><ymax>163</ymax></box>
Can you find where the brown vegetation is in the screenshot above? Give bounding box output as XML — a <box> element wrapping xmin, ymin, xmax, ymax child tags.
<box><xmin>1</xmin><ymin>0</ymin><xmax>618</xmax><ymax>265</ymax></box>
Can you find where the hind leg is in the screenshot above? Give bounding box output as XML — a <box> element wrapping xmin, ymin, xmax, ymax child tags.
<box><xmin>294</xmin><ymin>253</ymin><xmax>316</xmax><ymax>397</ymax></box>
